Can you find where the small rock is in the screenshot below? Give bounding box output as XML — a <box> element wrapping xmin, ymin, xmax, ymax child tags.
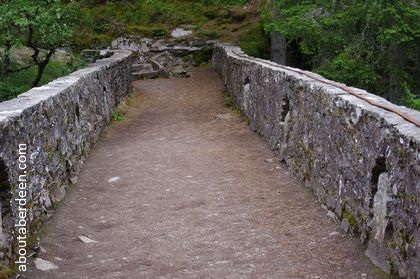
<box><xmin>171</xmin><ymin>28</ymin><xmax>193</xmax><ymax>38</ymax></box>
<box><xmin>327</xmin><ymin>210</ymin><xmax>339</xmax><ymax>223</ymax></box>
<box><xmin>69</xmin><ymin>176</ymin><xmax>78</xmax><ymax>184</ymax></box>
<box><xmin>28</xmin><ymin>251</ymin><xmax>37</xmax><ymax>258</ymax></box>
<box><xmin>329</xmin><ymin>231</ymin><xmax>339</xmax><ymax>236</ymax></box>
<box><xmin>365</xmin><ymin>240</ymin><xmax>390</xmax><ymax>274</ymax></box>
<box><xmin>215</xmin><ymin>113</ymin><xmax>232</xmax><ymax>120</ymax></box>
<box><xmin>265</xmin><ymin>158</ymin><xmax>274</xmax><ymax>163</ymax></box>
<box><xmin>34</xmin><ymin>258</ymin><xmax>58</xmax><ymax>271</ymax></box>
<box><xmin>51</xmin><ymin>186</ymin><xmax>66</xmax><ymax>203</ymax></box>
<box><xmin>142</xmin><ymin>63</ymin><xmax>154</xmax><ymax>72</ymax></box>
<box><xmin>172</xmin><ymin>66</ymin><xmax>190</xmax><ymax>78</ymax></box>
<box><xmin>77</xmin><ymin>236</ymin><xmax>98</xmax><ymax>244</ymax></box>
<box><xmin>341</xmin><ymin>218</ymin><xmax>350</xmax><ymax>233</ymax></box>
<box><xmin>108</xmin><ymin>176</ymin><xmax>120</xmax><ymax>183</ymax></box>
<box><xmin>82</xmin><ymin>49</ymin><xmax>100</xmax><ymax>63</ymax></box>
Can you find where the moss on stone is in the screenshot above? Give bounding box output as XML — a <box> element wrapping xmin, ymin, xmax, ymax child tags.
<box><xmin>371</xmin><ymin>265</ymin><xmax>390</xmax><ymax>279</ymax></box>
<box><xmin>44</xmin><ymin>143</ymin><xmax>54</xmax><ymax>160</ymax></box>
<box><xmin>342</xmin><ymin>210</ymin><xmax>358</xmax><ymax>230</ymax></box>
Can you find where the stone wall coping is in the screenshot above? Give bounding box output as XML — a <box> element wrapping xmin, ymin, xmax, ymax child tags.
<box><xmin>217</xmin><ymin>44</ymin><xmax>420</xmax><ymax>143</ymax></box>
<box><xmin>0</xmin><ymin>49</ymin><xmax>132</xmax><ymax>122</ymax></box>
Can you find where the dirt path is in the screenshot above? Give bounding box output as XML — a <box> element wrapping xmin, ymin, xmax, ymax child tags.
<box><xmin>25</xmin><ymin>67</ymin><xmax>380</xmax><ymax>279</ymax></box>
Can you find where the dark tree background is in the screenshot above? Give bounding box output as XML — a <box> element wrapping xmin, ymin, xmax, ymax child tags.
<box><xmin>264</xmin><ymin>0</ymin><xmax>420</xmax><ymax>108</ymax></box>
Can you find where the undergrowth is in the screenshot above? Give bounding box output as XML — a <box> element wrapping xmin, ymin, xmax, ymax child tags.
<box><xmin>73</xmin><ymin>0</ymin><xmax>267</xmax><ymax>53</ymax></box>
<box><xmin>0</xmin><ymin>55</ymin><xmax>86</xmax><ymax>101</ymax></box>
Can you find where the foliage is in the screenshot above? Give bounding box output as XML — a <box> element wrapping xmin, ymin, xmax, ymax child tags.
<box><xmin>238</xmin><ymin>22</ymin><xmax>270</xmax><ymax>59</ymax></box>
<box><xmin>196</xmin><ymin>29</ymin><xmax>222</xmax><ymax>40</ymax></box>
<box><xmin>405</xmin><ymin>86</ymin><xmax>420</xmax><ymax>110</ymax></box>
<box><xmin>201</xmin><ymin>0</ymin><xmax>249</xmax><ymax>5</ymax></box>
<box><xmin>24</xmin><ymin>0</ymin><xmax>78</xmax><ymax>87</ymax></box>
<box><xmin>0</xmin><ymin>1</ymin><xmax>27</xmax><ymax>78</ymax></box>
<box><xmin>0</xmin><ymin>0</ymin><xmax>78</xmax><ymax>87</ymax></box>
<box><xmin>265</xmin><ymin>0</ymin><xmax>420</xmax><ymax>107</ymax></box>
<box><xmin>192</xmin><ymin>47</ymin><xmax>215</xmax><ymax>66</ymax></box>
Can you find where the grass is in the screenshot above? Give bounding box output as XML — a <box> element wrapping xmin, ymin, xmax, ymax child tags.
<box><xmin>111</xmin><ymin>94</ymin><xmax>134</xmax><ymax>123</ymax></box>
<box><xmin>112</xmin><ymin>111</ymin><xmax>125</xmax><ymax>122</ymax></box>
<box><xmin>74</xmin><ymin>1</ymin><xmax>218</xmax><ymax>49</ymax></box>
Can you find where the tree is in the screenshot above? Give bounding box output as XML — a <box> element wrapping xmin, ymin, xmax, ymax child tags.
<box><xmin>0</xmin><ymin>0</ymin><xmax>76</xmax><ymax>87</ymax></box>
<box><xmin>265</xmin><ymin>0</ymin><xmax>420</xmax><ymax>106</ymax></box>
<box><xmin>23</xmin><ymin>0</ymin><xmax>77</xmax><ymax>87</ymax></box>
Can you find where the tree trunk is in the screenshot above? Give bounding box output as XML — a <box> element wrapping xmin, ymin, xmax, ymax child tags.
<box><xmin>27</xmin><ymin>25</ymin><xmax>56</xmax><ymax>88</ymax></box>
<box><xmin>1</xmin><ymin>44</ymin><xmax>11</xmax><ymax>79</ymax></box>
<box><xmin>32</xmin><ymin>63</ymin><xmax>46</xmax><ymax>88</ymax></box>
<box><xmin>388</xmin><ymin>71</ymin><xmax>402</xmax><ymax>104</ymax></box>
<box><xmin>270</xmin><ymin>0</ymin><xmax>286</xmax><ymax>65</ymax></box>
<box><xmin>271</xmin><ymin>33</ymin><xmax>286</xmax><ymax>65</ymax></box>
<box><xmin>32</xmin><ymin>50</ymin><xmax>54</xmax><ymax>88</ymax></box>
<box><xmin>1</xmin><ymin>55</ymin><xmax>10</xmax><ymax>79</ymax></box>
<box><xmin>387</xmin><ymin>46</ymin><xmax>403</xmax><ymax>104</ymax></box>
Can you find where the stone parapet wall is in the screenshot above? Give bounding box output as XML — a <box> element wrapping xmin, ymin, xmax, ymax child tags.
<box><xmin>0</xmin><ymin>50</ymin><xmax>132</xmax><ymax>266</ymax></box>
<box><xmin>213</xmin><ymin>44</ymin><xmax>420</xmax><ymax>278</ymax></box>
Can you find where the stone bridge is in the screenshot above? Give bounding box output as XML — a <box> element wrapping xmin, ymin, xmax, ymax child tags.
<box><xmin>0</xmin><ymin>41</ymin><xmax>418</xmax><ymax>278</ymax></box>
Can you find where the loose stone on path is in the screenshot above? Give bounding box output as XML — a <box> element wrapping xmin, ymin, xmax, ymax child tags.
<box><xmin>33</xmin><ymin>258</ymin><xmax>58</xmax><ymax>271</ymax></box>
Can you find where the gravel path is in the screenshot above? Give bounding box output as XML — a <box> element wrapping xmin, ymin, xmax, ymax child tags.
<box><xmin>25</xmin><ymin>67</ymin><xmax>381</xmax><ymax>279</ymax></box>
